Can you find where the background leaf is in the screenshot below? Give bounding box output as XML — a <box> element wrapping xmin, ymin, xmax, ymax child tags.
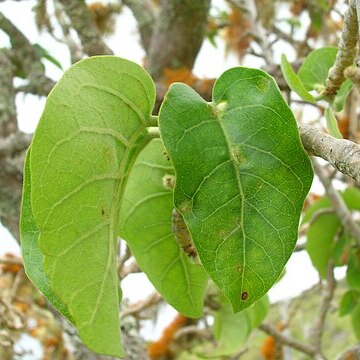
<box><xmin>27</xmin><ymin>56</ymin><xmax>156</xmax><ymax>357</ymax></box>
<box><xmin>306</xmin><ymin>213</ymin><xmax>340</xmax><ymax>278</ymax></box>
<box><xmin>351</xmin><ymin>303</ymin><xmax>360</xmax><ymax>340</ymax></box>
<box><xmin>339</xmin><ymin>290</ymin><xmax>360</xmax><ymax>317</ymax></box>
<box><xmin>119</xmin><ymin>139</ymin><xmax>208</xmax><ymax>317</ymax></box>
<box><xmin>159</xmin><ymin>67</ymin><xmax>313</xmax><ymax>312</ymax></box>
<box><xmin>280</xmin><ymin>54</ymin><xmax>315</xmax><ymax>102</ymax></box>
<box><xmin>297</xmin><ymin>47</ymin><xmax>352</xmax><ymax>111</ymax></box>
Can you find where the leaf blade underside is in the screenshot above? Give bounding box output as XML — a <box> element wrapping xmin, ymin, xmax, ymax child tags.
<box><xmin>27</xmin><ymin>56</ymin><xmax>156</xmax><ymax>357</ymax></box>
<box><xmin>159</xmin><ymin>67</ymin><xmax>313</xmax><ymax>312</ymax></box>
<box><xmin>119</xmin><ymin>139</ymin><xmax>208</xmax><ymax>317</ymax></box>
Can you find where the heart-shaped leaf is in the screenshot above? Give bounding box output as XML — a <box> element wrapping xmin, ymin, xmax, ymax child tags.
<box><xmin>119</xmin><ymin>139</ymin><xmax>208</xmax><ymax>317</ymax></box>
<box><xmin>159</xmin><ymin>67</ymin><xmax>313</xmax><ymax>312</ymax></box>
<box><xmin>25</xmin><ymin>56</ymin><xmax>156</xmax><ymax>357</ymax></box>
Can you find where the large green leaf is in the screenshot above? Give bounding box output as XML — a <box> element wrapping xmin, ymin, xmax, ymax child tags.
<box><xmin>306</xmin><ymin>213</ymin><xmax>340</xmax><ymax>278</ymax></box>
<box><xmin>347</xmin><ymin>251</ymin><xmax>360</xmax><ymax>289</ymax></box>
<box><xmin>351</xmin><ymin>303</ymin><xmax>360</xmax><ymax>340</ymax></box>
<box><xmin>27</xmin><ymin>56</ymin><xmax>156</xmax><ymax>357</ymax></box>
<box><xmin>119</xmin><ymin>139</ymin><xmax>208</xmax><ymax>317</ymax></box>
<box><xmin>159</xmin><ymin>67</ymin><xmax>313</xmax><ymax>312</ymax></box>
<box><xmin>339</xmin><ymin>290</ymin><xmax>360</xmax><ymax>317</ymax></box>
<box><xmin>20</xmin><ymin>148</ymin><xmax>73</xmax><ymax>321</ymax></box>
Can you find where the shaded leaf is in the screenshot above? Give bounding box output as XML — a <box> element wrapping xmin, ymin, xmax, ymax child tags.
<box><xmin>339</xmin><ymin>290</ymin><xmax>360</xmax><ymax>317</ymax></box>
<box><xmin>303</xmin><ymin>188</ymin><xmax>360</xmax><ymax>223</ymax></box>
<box><xmin>119</xmin><ymin>139</ymin><xmax>208</xmax><ymax>317</ymax></box>
<box><xmin>351</xmin><ymin>303</ymin><xmax>360</xmax><ymax>340</ymax></box>
<box><xmin>280</xmin><ymin>54</ymin><xmax>315</xmax><ymax>102</ymax></box>
<box><xmin>347</xmin><ymin>251</ymin><xmax>360</xmax><ymax>289</ymax></box>
<box><xmin>27</xmin><ymin>56</ymin><xmax>156</xmax><ymax>357</ymax></box>
<box><xmin>306</xmin><ymin>214</ymin><xmax>340</xmax><ymax>278</ymax></box>
<box><xmin>159</xmin><ymin>67</ymin><xmax>313</xmax><ymax>312</ymax></box>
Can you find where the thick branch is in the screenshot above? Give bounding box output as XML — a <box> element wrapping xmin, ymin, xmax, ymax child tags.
<box><xmin>312</xmin><ymin>159</ymin><xmax>360</xmax><ymax>248</ymax></box>
<box><xmin>0</xmin><ymin>12</ymin><xmax>55</xmax><ymax>96</ymax></box>
<box><xmin>147</xmin><ymin>0</ymin><xmax>210</xmax><ymax>80</ymax></box>
<box><xmin>57</xmin><ymin>0</ymin><xmax>112</xmax><ymax>56</ymax></box>
<box><xmin>324</xmin><ymin>0</ymin><xmax>358</xmax><ymax>96</ymax></box>
<box><xmin>0</xmin><ymin>50</ymin><xmax>17</xmax><ymax>135</ymax></box>
<box><xmin>259</xmin><ymin>323</ymin><xmax>317</xmax><ymax>357</ymax></box>
<box><xmin>299</xmin><ymin>125</ymin><xmax>360</xmax><ymax>183</ymax></box>
<box><xmin>122</xmin><ymin>0</ymin><xmax>155</xmax><ymax>52</ymax></box>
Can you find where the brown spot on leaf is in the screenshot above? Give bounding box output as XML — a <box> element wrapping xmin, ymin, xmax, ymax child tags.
<box><xmin>241</xmin><ymin>292</ymin><xmax>248</xmax><ymax>300</ymax></box>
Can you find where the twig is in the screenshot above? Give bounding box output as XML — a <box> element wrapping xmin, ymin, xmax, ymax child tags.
<box><xmin>174</xmin><ymin>325</ymin><xmax>212</xmax><ymax>340</ymax></box>
<box><xmin>0</xmin><ymin>257</ymin><xmax>23</xmax><ymax>267</ymax></box>
<box><xmin>0</xmin><ymin>12</ymin><xmax>55</xmax><ymax>96</ymax></box>
<box><xmin>259</xmin><ymin>323</ymin><xmax>318</xmax><ymax>357</ymax></box>
<box><xmin>57</xmin><ymin>0</ymin><xmax>112</xmax><ymax>56</ymax></box>
<box><xmin>299</xmin><ymin>125</ymin><xmax>360</xmax><ymax>183</ymax></box>
<box><xmin>324</xmin><ymin>0</ymin><xmax>358</xmax><ymax>96</ymax></box>
<box><xmin>310</xmin><ymin>262</ymin><xmax>336</xmax><ymax>355</ymax></box>
<box><xmin>122</xmin><ymin>0</ymin><xmax>155</xmax><ymax>52</ymax></box>
<box><xmin>312</xmin><ymin>159</ymin><xmax>360</xmax><ymax>248</ymax></box>
<box><xmin>119</xmin><ymin>260</ymin><xmax>141</xmax><ymax>280</ymax></box>
<box><xmin>120</xmin><ymin>292</ymin><xmax>161</xmax><ymax>319</ymax></box>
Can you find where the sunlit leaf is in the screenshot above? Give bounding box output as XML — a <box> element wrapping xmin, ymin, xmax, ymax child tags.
<box><xmin>159</xmin><ymin>67</ymin><xmax>313</xmax><ymax>312</ymax></box>
<box><xmin>119</xmin><ymin>139</ymin><xmax>208</xmax><ymax>317</ymax></box>
<box><xmin>26</xmin><ymin>56</ymin><xmax>156</xmax><ymax>357</ymax></box>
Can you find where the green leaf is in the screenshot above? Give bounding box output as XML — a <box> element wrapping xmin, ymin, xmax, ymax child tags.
<box><xmin>26</xmin><ymin>56</ymin><xmax>156</xmax><ymax>357</ymax></box>
<box><xmin>303</xmin><ymin>187</ymin><xmax>360</xmax><ymax>223</ymax></box>
<box><xmin>347</xmin><ymin>251</ymin><xmax>360</xmax><ymax>289</ymax></box>
<box><xmin>159</xmin><ymin>67</ymin><xmax>313</xmax><ymax>312</ymax></box>
<box><xmin>298</xmin><ymin>47</ymin><xmax>337</xmax><ymax>91</ymax></box>
<box><xmin>246</xmin><ymin>295</ymin><xmax>269</xmax><ymax>328</ymax></box>
<box><xmin>280</xmin><ymin>54</ymin><xmax>315</xmax><ymax>102</ymax></box>
<box><xmin>306</xmin><ymin>213</ymin><xmax>340</xmax><ymax>278</ymax></box>
<box><xmin>212</xmin><ymin>297</ymin><xmax>250</xmax><ymax>357</ymax></box>
<box><xmin>339</xmin><ymin>290</ymin><xmax>360</xmax><ymax>317</ymax></box>
<box><xmin>351</xmin><ymin>303</ymin><xmax>360</xmax><ymax>340</ymax></box>
<box><xmin>20</xmin><ymin>148</ymin><xmax>73</xmax><ymax>322</ymax></box>
<box><xmin>297</xmin><ymin>47</ymin><xmax>352</xmax><ymax>111</ymax></box>
<box><xmin>210</xmin><ymin>294</ymin><xmax>268</xmax><ymax>357</ymax></box>
<box><xmin>119</xmin><ymin>139</ymin><xmax>208</xmax><ymax>317</ymax></box>
<box><xmin>33</xmin><ymin>43</ymin><xmax>63</xmax><ymax>70</ymax></box>
<box><xmin>325</xmin><ymin>107</ymin><xmax>342</xmax><ymax>139</ymax></box>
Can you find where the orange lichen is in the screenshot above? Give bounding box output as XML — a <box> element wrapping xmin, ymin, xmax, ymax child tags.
<box><xmin>0</xmin><ymin>253</ymin><xmax>22</xmax><ymax>274</ymax></box>
<box><xmin>147</xmin><ymin>314</ymin><xmax>188</xmax><ymax>359</ymax></box>
<box><xmin>223</xmin><ymin>7</ymin><xmax>253</xmax><ymax>59</ymax></box>
<box><xmin>87</xmin><ymin>2</ymin><xmax>120</xmax><ymax>35</ymax></box>
<box><xmin>163</xmin><ymin>67</ymin><xmax>196</xmax><ymax>88</ymax></box>
<box><xmin>303</xmin><ymin>192</ymin><xmax>321</xmax><ymax>211</ymax></box>
<box><xmin>261</xmin><ymin>336</ymin><xmax>277</xmax><ymax>360</ymax></box>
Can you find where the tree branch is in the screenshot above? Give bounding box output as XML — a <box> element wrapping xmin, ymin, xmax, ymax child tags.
<box><xmin>324</xmin><ymin>0</ymin><xmax>358</xmax><ymax>96</ymax></box>
<box><xmin>310</xmin><ymin>263</ymin><xmax>336</xmax><ymax>355</ymax></box>
<box><xmin>57</xmin><ymin>0</ymin><xmax>112</xmax><ymax>56</ymax></box>
<box><xmin>0</xmin><ymin>12</ymin><xmax>55</xmax><ymax>96</ymax></box>
<box><xmin>259</xmin><ymin>323</ymin><xmax>318</xmax><ymax>357</ymax></box>
<box><xmin>299</xmin><ymin>125</ymin><xmax>360</xmax><ymax>183</ymax></box>
<box><xmin>147</xmin><ymin>0</ymin><xmax>210</xmax><ymax>80</ymax></box>
<box><xmin>312</xmin><ymin>159</ymin><xmax>360</xmax><ymax>248</ymax></box>
<box><xmin>122</xmin><ymin>0</ymin><xmax>155</xmax><ymax>52</ymax></box>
